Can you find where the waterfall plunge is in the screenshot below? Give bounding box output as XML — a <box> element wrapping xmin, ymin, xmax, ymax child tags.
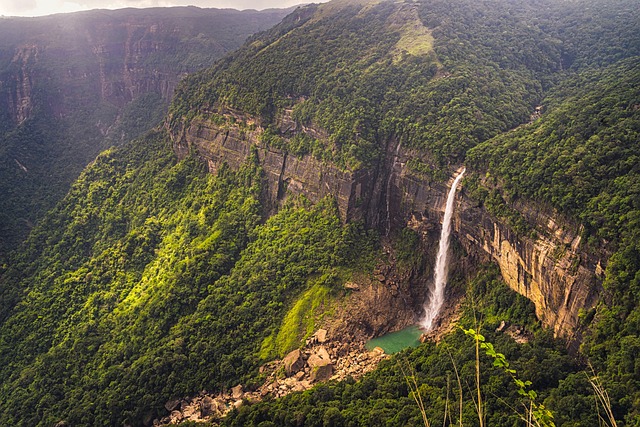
<box><xmin>421</xmin><ymin>168</ymin><xmax>465</xmax><ymax>331</ymax></box>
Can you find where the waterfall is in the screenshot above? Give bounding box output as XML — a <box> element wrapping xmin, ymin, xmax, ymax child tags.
<box><xmin>385</xmin><ymin>141</ymin><xmax>402</xmax><ymax>235</ymax></box>
<box><xmin>421</xmin><ymin>168</ymin><xmax>465</xmax><ymax>331</ymax></box>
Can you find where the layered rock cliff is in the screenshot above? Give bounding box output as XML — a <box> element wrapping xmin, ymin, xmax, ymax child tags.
<box><xmin>0</xmin><ymin>7</ymin><xmax>293</xmax><ymax>258</ymax></box>
<box><xmin>396</xmin><ymin>160</ymin><xmax>604</xmax><ymax>346</ymax></box>
<box><xmin>0</xmin><ymin>7</ymin><xmax>292</xmax><ymax>125</ymax></box>
<box><xmin>170</xmin><ymin>112</ymin><xmax>376</xmax><ymax>221</ymax></box>
<box><xmin>169</xmin><ymin>113</ymin><xmax>604</xmax><ymax>346</ymax></box>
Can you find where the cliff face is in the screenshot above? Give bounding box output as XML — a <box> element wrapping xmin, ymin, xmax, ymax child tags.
<box><xmin>0</xmin><ymin>7</ymin><xmax>293</xmax><ymax>259</ymax></box>
<box><xmin>171</xmin><ymin>114</ymin><xmax>376</xmax><ymax>221</ymax></box>
<box><xmin>171</xmin><ymin>114</ymin><xmax>604</xmax><ymax>345</ymax></box>
<box><xmin>0</xmin><ymin>8</ymin><xmax>292</xmax><ymax>125</ymax></box>
<box><xmin>4</xmin><ymin>45</ymin><xmax>38</xmax><ymax>125</ymax></box>
<box><xmin>391</xmin><ymin>149</ymin><xmax>604</xmax><ymax>344</ymax></box>
<box><xmin>391</xmin><ymin>148</ymin><xmax>605</xmax><ymax>346</ymax></box>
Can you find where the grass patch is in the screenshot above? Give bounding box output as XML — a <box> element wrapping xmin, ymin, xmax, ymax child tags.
<box><xmin>392</xmin><ymin>15</ymin><xmax>439</xmax><ymax>64</ymax></box>
<box><xmin>260</xmin><ymin>280</ymin><xmax>333</xmax><ymax>360</ymax></box>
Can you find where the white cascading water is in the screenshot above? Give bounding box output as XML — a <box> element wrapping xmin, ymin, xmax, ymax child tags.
<box><xmin>421</xmin><ymin>168</ymin><xmax>465</xmax><ymax>331</ymax></box>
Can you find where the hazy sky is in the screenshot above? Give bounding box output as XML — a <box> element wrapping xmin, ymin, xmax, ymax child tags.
<box><xmin>0</xmin><ymin>0</ymin><xmax>320</xmax><ymax>17</ymax></box>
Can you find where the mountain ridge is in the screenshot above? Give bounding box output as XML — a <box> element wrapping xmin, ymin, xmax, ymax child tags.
<box><xmin>0</xmin><ymin>0</ymin><xmax>638</xmax><ymax>425</ymax></box>
<box><xmin>0</xmin><ymin>5</ymin><xmax>294</xmax><ymax>259</ymax></box>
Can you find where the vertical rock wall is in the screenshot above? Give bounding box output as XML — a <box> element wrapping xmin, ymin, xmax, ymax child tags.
<box><xmin>171</xmin><ymin>115</ymin><xmax>605</xmax><ymax>346</ymax></box>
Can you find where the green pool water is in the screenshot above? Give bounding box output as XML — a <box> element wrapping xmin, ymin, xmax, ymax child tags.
<box><xmin>365</xmin><ymin>325</ymin><xmax>423</xmax><ymax>354</ymax></box>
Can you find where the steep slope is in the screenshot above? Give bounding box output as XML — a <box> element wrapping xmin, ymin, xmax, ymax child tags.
<box><xmin>0</xmin><ymin>129</ymin><xmax>379</xmax><ymax>425</ymax></box>
<box><xmin>168</xmin><ymin>0</ymin><xmax>638</xmax><ymax>340</ymax></box>
<box><xmin>0</xmin><ymin>6</ymin><xmax>292</xmax><ymax>259</ymax></box>
<box><xmin>0</xmin><ymin>0</ymin><xmax>639</xmax><ymax>425</ymax></box>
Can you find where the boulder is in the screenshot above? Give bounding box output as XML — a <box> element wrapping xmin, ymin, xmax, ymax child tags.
<box><xmin>344</xmin><ymin>281</ymin><xmax>360</xmax><ymax>290</ymax></box>
<box><xmin>310</xmin><ymin>358</ymin><xmax>333</xmax><ymax>382</ymax></box>
<box><xmin>283</xmin><ymin>349</ymin><xmax>305</xmax><ymax>376</ymax></box>
<box><xmin>314</xmin><ymin>329</ymin><xmax>328</xmax><ymax>343</ymax></box>
<box><xmin>233</xmin><ymin>400</ymin><xmax>244</xmax><ymax>409</ymax></box>
<box><xmin>200</xmin><ymin>396</ymin><xmax>216</xmax><ymax>417</ymax></box>
<box><xmin>164</xmin><ymin>398</ymin><xmax>181</xmax><ymax>412</ymax></box>
<box><xmin>370</xmin><ymin>346</ymin><xmax>385</xmax><ymax>356</ymax></box>
<box><xmin>292</xmin><ymin>382</ymin><xmax>306</xmax><ymax>392</ymax></box>
<box><xmin>307</xmin><ymin>353</ymin><xmax>323</xmax><ymax>368</ymax></box>
<box><xmin>231</xmin><ymin>384</ymin><xmax>244</xmax><ymax>400</ymax></box>
<box><xmin>316</xmin><ymin>346</ymin><xmax>331</xmax><ymax>361</ymax></box>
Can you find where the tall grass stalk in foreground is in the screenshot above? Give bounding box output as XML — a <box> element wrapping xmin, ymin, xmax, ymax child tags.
<box><xmin>462</xmin><ymin>327</ymin><xmax>555</xmax><ymax>427</ymax></box>
<box><xmin>445</xmin><ymin>347</ymin><xmax>464</xmax><ymax>427</ymax></box>
<box><xmin>587</xmin><ymin>364</ymin><xmax>618</xmax><ymax>427</ymax></box>
<box><xmin>400</xmin><ymin>361</ymin><xmax>431</xmax><ymax>427</ymax></box>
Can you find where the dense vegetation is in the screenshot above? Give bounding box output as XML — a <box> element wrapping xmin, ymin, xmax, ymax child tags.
<box><xmin>170</xmin><ymin>0</ymin><xmax>559</xmax><ymax>172</ymax></box>
<box><xmin>0</xmin><ymin>131</ymin><xmax>377</xmax><ymax>425</ymax></box>
<box><xmin>470</xmin><ymin>61</ymin><xmax>640</xmax><ymax>423</ymax></box>
<box><xmin>225</xmin><ymin>267</ymin><xmax>582</xmax><ymax>427</ymax></box>
<box><xmin>0</xmin><ymin>7</ymin><xmax>291</xmax><ymax>259</ymax></box>
<box><xmin>0</xmin><ymin>0</ymin><xmax>638</xmax><ymax>425</ymax></box>
<box><xmin>170</xmin><ymin>0</ymin><xmax>638</xmax><ymax>174</ymax></box>
<box><xmin>173</xmin><ymin>0</ymin><xmax>639</xmax><ymax>424</ymax></box>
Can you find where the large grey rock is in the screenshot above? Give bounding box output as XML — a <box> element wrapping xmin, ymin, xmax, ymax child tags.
<box><xmin>283</xmin><ymin>349</ymin><xmax>305</xmax><ymax>376</ymax></box>
<box><xmin>309</xmin><ymin>358</ymin><xmax>333</xmax><ymax>382</ymax></box>
<box><xmin>314</xmin><ymin>329</ymin><xmax>328</xmax><ymax>343</ymax></box>
<box><xmin>164</xmin><ymin>398</ymin><xmax>181</xmax><ymax>412</ymax></box>
<box><xmin>200</xmin><ymin>396</ymin><xmax>216</xmax><ymax>417</ymax></box>
<box><xmin>231</xmin><ymin>384</ymin><xmax>244</xmax><ymax>400</ymax></box>
<box><xmin>316</xmin><ymin>346</ymin><xmax>331</xmax><ymax>361</ymax></box>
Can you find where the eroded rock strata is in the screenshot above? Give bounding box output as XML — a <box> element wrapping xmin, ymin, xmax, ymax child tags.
<box><xmin>170</xmin><ymin>113</ymin><xmax>604</xmax><ymax>345</ymax></box>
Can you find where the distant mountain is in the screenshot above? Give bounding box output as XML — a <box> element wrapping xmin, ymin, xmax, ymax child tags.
<box><xmin>0</xmin><ymin>6</ymin><xmax>293</xmax><ymax>259</ymax></box>
<box><xmin>0</xmin><ymin>0</ymin><xmax>638</xmax><ymax>426</ymax></box>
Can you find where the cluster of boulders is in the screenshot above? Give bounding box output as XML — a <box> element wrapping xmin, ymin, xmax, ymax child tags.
<box><xmin>373</xmin><ymin>265</ymin><xmax>402</xmax><ymax>297</ymax></box>
<box><xmin>496</xmin><ymin>320</ymin><xmax>531</xmax><ymax>344</ymax></box>
<box><xmin>332</xmin><ymin>346</ymin><xmax>385</xmax><ymax>381</ymax></box>
<box><xmin>154</xmin><ymin>329</ymin><xmax>389</xmax><ymax>425</ymax></box>
<box><xmin>153</xmin><ymin>385</ymin><xmax>251</xmax><ymax>426</ymax></box>
<box><xmin>256</xmin><ymin>329</ymin><xmax>389</xmax><ymax>398</ymax></box>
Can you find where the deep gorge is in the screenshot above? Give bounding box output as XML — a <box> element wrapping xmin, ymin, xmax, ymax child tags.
<box><xmin>169</xmin><ymin>111</ymin><xmax>604</xmax><ymax>347</ymax></box>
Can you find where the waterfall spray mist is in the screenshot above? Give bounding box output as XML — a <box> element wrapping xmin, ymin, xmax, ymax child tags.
<box><xmin>421</xmin><ymin>168</ymin><xmax>465</xmax><ymax>331</ymax></box>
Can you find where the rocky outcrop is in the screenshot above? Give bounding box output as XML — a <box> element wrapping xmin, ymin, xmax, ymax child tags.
<box><xmin>283</xmin><ymin>349</ymin><xmax>304</xmax><ymax>376</ymax></box>
<box><xmin>153</xmin><ymin>330</ymin><xmax>388</xmax><ymax>426</ymax></box>
<box><xmin>170</xmin><ymin>113</ymin><xmax>375</xmax><ymax>219</ymax></box>
<box><xmin>0</xmin><ymin>8</ymin><xmax>292</xmax><ymax>125</ymax></box>
<box><xmin>170</xmin><ymin>112</ymin><xmax>604</xmax><ymax>346</ymax></box>
<box><xmin>395</xmin><ymin>157</ymin><xmax>604</xmax><ymax>345</ymax></box>
<box><xmin>308</xmin><ymin>347</ymin><xmax>334</xmax><ymax>382</ymax></box>
<box><xmin>458</xmin><ymin>195</ymin><xmax>602</xmax><ymax>345</ymax></box>
<box><xmin>5</xmin><ymin>45</ymin><xmax>38</xmax><ymax>125</ymax></box>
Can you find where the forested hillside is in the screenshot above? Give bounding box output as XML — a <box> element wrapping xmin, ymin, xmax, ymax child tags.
<box><xmin>0</xmin><ymin>6</ymin><xmax>291</xmax><ymax>259</ymax></box>
<box><xmin>0</xmin><ymin>0</ymin><xmax>638</xmax><ymax>425</ymax></box>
